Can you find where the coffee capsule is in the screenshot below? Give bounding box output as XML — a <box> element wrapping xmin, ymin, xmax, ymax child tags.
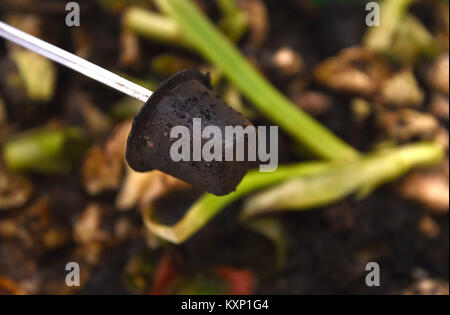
<box><xmin>126</xmin><ymin>69</ymin><xmax>255</xmax><ymax>196</ymax></box>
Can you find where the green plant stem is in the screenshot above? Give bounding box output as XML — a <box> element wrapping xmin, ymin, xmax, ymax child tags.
<box><xmin>143</xmin><ymin>142</ymin><xmax>443</xmax><ymax>243</ymax></box>
<box><xmin>143</xmin><ymin>162</ymin><xmax>328</xmax><ymax>243</ymax></box>
<box><xmin>2</xmin><ymin>127</ymin><xmax>87</xmax><ymax>174</ymax></box>
<box><xmin>241</xmin><ymin>142</ymin><xmax>444</xmax><ymax>219</ymax></box>
<box><xmin>123</xmin><ymin>6</ymin><xmax>189</xmax><ymax>47</ymax></box>
<box><xmin>11</xmin><ymin>49</ymin><xmax>57</xmax><ymax>102</ymax></box>
<box><xmin>364</xmin><ymin>0</ymin><xmax>414</xmax><ymax>52</ymax></box>
<box><xmin>216</xmin><ymin>0</ymin><xmax>249</xmax><ymax>42</ymax></box>
<box><xmin>154</xmin><ymin>0</ymin><xmax>358</xmax><ymax>161</ymax></box>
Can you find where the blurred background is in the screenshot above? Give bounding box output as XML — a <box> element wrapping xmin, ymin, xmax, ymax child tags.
<box><xmin>0</xmin><ymin>0</ymin><xmax>448</xmax><ymax>295</ymax></box>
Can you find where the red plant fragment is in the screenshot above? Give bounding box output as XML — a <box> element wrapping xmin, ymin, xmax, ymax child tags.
<box><xmin>215</xmin><ymin>267</ymin><xmax>255</xmax><ymax>295</ymax></box>
<box><xmin>151</xmin><ymin>253</ymin><xmax>181</xmax><ymax>295</ymax></box>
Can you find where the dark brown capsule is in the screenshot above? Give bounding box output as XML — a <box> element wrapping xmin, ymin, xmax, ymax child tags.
<box><xmin>126</xmin><ymin>69</ymin><xmax>255</xmax><ymax>196</ymax></box>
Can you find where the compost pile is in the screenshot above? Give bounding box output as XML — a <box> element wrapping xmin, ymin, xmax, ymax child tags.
<box><xmin>0</xmin><ymin>0</ymin><xmax>448</xmax><ymax>295</ymax></box>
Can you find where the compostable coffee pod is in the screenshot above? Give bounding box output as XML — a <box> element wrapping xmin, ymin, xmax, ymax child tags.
<box><xmin>126</xmin><ymin>69</ymin><xmax>255</xmax><ymax>196</ymax></box>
